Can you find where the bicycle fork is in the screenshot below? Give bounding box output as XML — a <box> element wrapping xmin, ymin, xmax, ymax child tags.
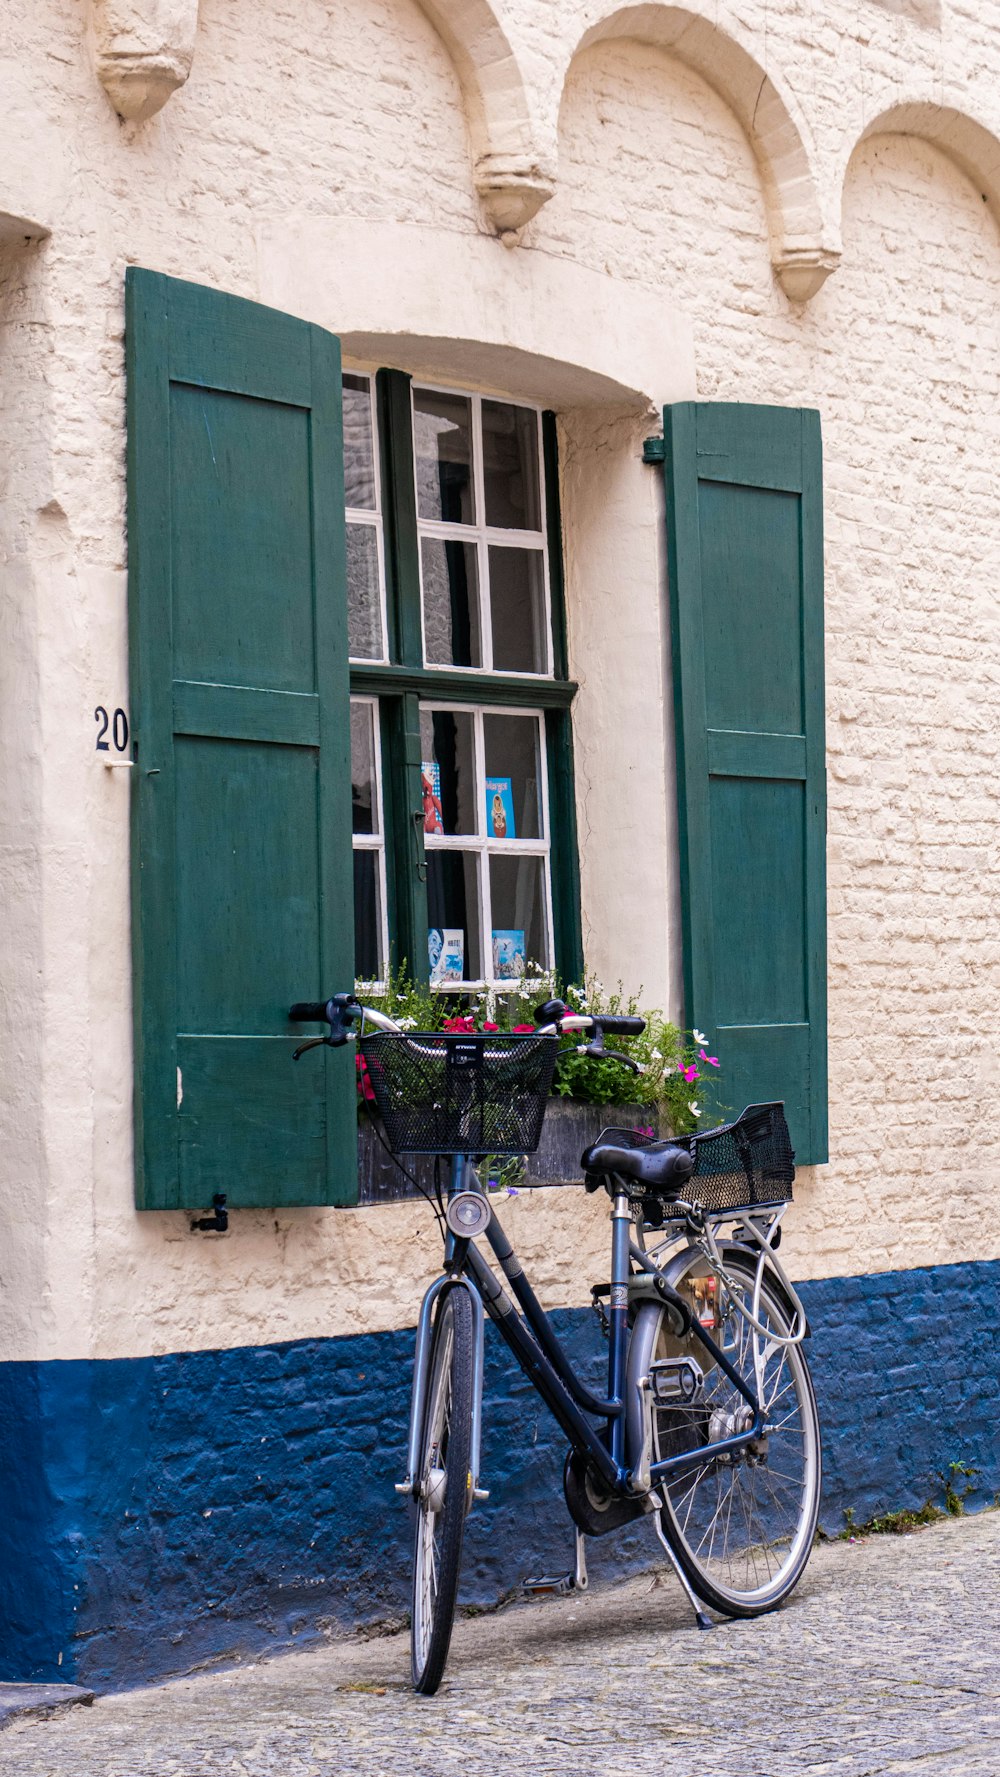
<box><xmin>395</xmin><ymin>1270</ymin><xmax>489</xmax><ymax>1504</ymax></box>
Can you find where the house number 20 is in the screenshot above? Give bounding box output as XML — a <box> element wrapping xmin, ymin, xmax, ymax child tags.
<box><xmin>95</xmin><ymin>705</ymin><xmax>130</xmax><ymax>754</ymax></box>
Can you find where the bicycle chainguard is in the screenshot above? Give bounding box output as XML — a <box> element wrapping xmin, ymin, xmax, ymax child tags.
<box><xmin>523</xmin><ymin>1525</ymin><xmax>589</xmax><ymax>1597</ymax></box>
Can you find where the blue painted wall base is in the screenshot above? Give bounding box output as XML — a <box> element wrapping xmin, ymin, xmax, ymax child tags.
<box><xmin>2</xmin><ymin>1257</ymin><xmax>997</xmax><ymax>1689</ymax></box>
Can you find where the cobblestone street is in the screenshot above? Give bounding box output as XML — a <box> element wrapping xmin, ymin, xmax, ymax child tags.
<box><xmin>3</xmin><ymin>1511</ymin><xmax>998</xmax><ymax>1777</ymax></box>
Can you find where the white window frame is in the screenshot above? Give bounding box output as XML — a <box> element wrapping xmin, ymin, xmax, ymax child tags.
<box><xmin>412</xmin><ymin>384</ymin><xmax>552</xmax><ymax>679</ymax></box>
<box><xmin>344</xmin><ymin>372</ymin><xmax>390</xmax><ymax>665</ymax></box>
<box><xmin>420</xmin><ymin>700</ymin><xmax>554</xmax><ymax>990</ymax></box>
<box><xmin>350</xmin><ymin>694</ymin><xmax>390</xmax><ymax>988</ymax></box>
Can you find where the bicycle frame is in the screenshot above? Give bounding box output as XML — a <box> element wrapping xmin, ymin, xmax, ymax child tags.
<box><xmin>399</xmin><ymin>1155</ymin><xmax>776</xmax><ymax>1507</ymax></box>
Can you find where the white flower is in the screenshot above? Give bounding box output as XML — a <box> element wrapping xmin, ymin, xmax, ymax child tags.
<box><xmin>635</xmin><ymin>1062</ymin><xmax>649</xmax><ymax>1074</ymax></box>
<box><xmin>692</xmin><ymin>1029</ymin><xmax>707</xmax><ymax>1046</ymax></box>
<box><xmin>650</xmin><ymin>1047</ymin><xmax>662</xmax><ymax>1061</ymax></box>
<box><xmin>397</xmin><ymin>1016</ymin><xmax>416</xmax><ymax>1030</ymax></box>
<box><xmin>688</xmin><ymin>1101</ymin><xmax>701</xmax><ymax>1117</ymax></box>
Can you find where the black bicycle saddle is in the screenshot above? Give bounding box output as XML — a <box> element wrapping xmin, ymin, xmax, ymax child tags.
<box><xmin>580</xmin><ymin>1137</ymin><xmax>695</xmax><ymax>1194</ymax></box>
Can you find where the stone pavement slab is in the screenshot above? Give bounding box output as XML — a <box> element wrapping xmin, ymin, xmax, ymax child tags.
<box><xmin>0</xmin><ymin>1684</ymin><xmax>94</xmax><ymax>1729</ymax></box>
<box><xmin>2</xmin><ymin>1512</ymin><xmax>998</xmax><ymax>1777</ymax></box>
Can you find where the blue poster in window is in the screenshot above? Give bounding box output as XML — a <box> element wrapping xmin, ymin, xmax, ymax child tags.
<box><xmin>492</xmin><ymin>930</ymin><xmax>526</xmax><ymax>980</ymax></box>
<box><xmin>486</xmin><ymin>776</ymin><xmax>515</xmax><ymax>839</ymax></box>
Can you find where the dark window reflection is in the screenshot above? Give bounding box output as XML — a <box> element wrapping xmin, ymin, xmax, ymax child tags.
<box><xmin>489</xmin><ymin>546</ymin><xmax>546</xmax><ymax>673</ymax></box>
<box><xmin>422</xmin><ymin>538</ymin><xmax>481</xmax><ymax>667</ymax></box>
<box><xmin>354</xmin><ymin>850</ymin><xmax>380</xmax><ymax>978</ymax></box>
<box><xmin>482</xmin><ymin>400</ymin><xmax>541</xmax><ymax>531</ymax></box>
<box><xmin>427</xmin><ymin>851</ymin><xmax>481</xmax><ymax>982</ymax></box>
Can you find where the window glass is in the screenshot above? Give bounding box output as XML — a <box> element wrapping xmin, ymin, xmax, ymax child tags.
<box><xmin>482</xmin><ymin>401</ymin><xmax>541</xmax><ymax>531</ymax></box>
<box><xmin>354</xmin><ymin>852</ymin><xmax>382</xmax><ymax>979</ymax></box>
<box><xmin>414</xmin><ymin>390</ymin><xmax>475</xmax><ymax>524</ymax></box>
<box><xmin>342</xmin><ymin>372</ymin><xmax>387</xmax><ymax>664</ymax></box>
<box><xmin>488</xmin><ymin>547</ymin><xmax>547</xmax><ymax>674</ymax></box>
<box><xmin>489</xmin><ymin>855</ymin><xmax>549</xmax><ymax>977</ymax></box>
<box><xmin>351</xmin><ymin>702</ymin><xmax>378</xmax><ymax>835</ymax></box>
<box><xmin>420</xmin><ymin>708</ymin><xmax>478</xmax><ymax>837</ymax></box>
<box><xmin>427</xmin><ymin>852</ymin><xmax>483</xmax><ymax>983</ymax></box>
<box><xmin>350</xmin><ymin>698</ymin><xmax>386</xmax><ymax>982</ymax></box>
<box><xmin>346</xmin><ymin>523</ymin><xmax>383</xmax><ymax>660</ymax></box>
<box><xmin>421</xmin><ymin>537</ymin><xmax>481</xmax><ymax>668</ymax></box>
<box><xmin>483</xmin><ymin>713</ymin><xmax>541</xmax><ymax>839</ymax></box>
<box><xmin>343</xmin><ymin>373</ymin><xmax>377</xmax><ymax>510</ymax></box>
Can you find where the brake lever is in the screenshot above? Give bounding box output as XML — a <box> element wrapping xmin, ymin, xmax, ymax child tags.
<box><xmin>575</xmin><ymin>1042</ymin><xmax>641</xmax><ymax>1074</ymax></box>
<box><xmin>292</xmin><ymin>1036</ymin><xmax>329</xmax><ymax>1061</ymax></box>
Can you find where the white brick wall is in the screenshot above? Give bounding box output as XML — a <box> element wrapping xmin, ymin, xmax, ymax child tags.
<box><xmin>0</xmin><ymin>0</ymin><xmax>999</xmax><ymax>1357</ymax></box>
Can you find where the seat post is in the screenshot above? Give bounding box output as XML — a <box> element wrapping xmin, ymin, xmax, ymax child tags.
<box><xmin>608</xmin><ymin>1184</ymin><xmax>631</xmax><ymax>1471</ymax></box>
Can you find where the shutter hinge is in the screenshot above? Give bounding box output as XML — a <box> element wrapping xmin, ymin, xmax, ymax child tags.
<box><xmin>642</xmin><ymin>436</ymin><xmax>665</xmax><ymax>465</ymax></box>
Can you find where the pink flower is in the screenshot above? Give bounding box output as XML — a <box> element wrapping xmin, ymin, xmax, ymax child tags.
<box><xmin>678</xmin><ymin>1062</ymin><xmax>699</xmax><ymax>1084</ymax></box>
<box><xmin>513</xmin><ymin>1023</ymin><xmax>535</xmax><ymax>1033</ymax></box>
<box><xmin>699</xmin><ymin>1050</ymin><xmax>720</xmax><ymax>1068</ymax></box>
<box><xmin>355</xmin><ymin>1054</ymin><xmax>376</xmax><ymax>1104</ymax></box>
<box><xmin>443</xmin><ymin>1015</ymin><xmax>476</xmax><ymax>1033</ymax></box>
<box><xmin>483</xmin><ymin>1021</ymin><xmax>499</xmax><ymax>1032</ymax></box>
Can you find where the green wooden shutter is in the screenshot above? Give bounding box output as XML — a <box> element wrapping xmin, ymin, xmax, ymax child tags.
<box><xmin>660</xmin><ymin>403</ymin><xmax>827</xmax><ymax>1165</ymax></box>
<box><xmin>126</xmin><ymin>268</ymin><xmax>357</xmax><ymax>1209</ymax></box>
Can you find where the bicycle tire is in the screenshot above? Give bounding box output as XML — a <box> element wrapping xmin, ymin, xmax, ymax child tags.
<box><xmin>655</xmin><ymin>1251</ymin><xmax>821</xmax><ymax>1617</ymax></box>
<box><xmin>411</xmin><ymin>1286</ymin><xmax>474</xmax><ymax>1694</ymax></box>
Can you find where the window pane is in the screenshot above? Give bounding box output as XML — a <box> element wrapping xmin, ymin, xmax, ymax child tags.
<box><xmin>428</xmin><ymin>851</ymin><xmax>482</xmax><ymax>982</ymax></box>
<box><xmin>347</xmin><ymin>522</ymin><xmax>383</xmax><ymax>659</ymax></box>
<box><xmin>482</xmin><ymin>401</ymin><xmax>541</xmax><ymax>531</ymax></box>
<box><xmin>420</xmin><ymin>707</ymin><xmax>477</xmax><ymax>836</ymax></box>
<box><xmin>414</xmin><ymin>390</ymin><xmax>475</xmax><ymax>524</ymax></box>
<box><xmin>489</xmin><ymin>855</ymin><xmax>549</xmax><ymax>979</ymax></box>
<box><xmin>354</xmin><ymin>850</ymin><xmax>382</xmax><ymax>979</ymax></box>
<box><xmin>483</xmin><ymin>713</ymin><xmax>542</xmax><ymax>840</ymax></box>
<box><xmin>351</xmin><ymin>702</ymin><xmax>378</xmax><ymax>835</ymax></box>
<box><xmin>421</xmin><ymin>537</ymin><xmax>481</xmax><ymax>667</ymax></box>
<box><xmin>488</xmin><ymin>546</ymin><xmax>547</xmax><ymax>673</ymax></box>
<box><xmin>343</xmin><ymin>374</ymin><xmax>377</xmax><ymax>511</ymax></box>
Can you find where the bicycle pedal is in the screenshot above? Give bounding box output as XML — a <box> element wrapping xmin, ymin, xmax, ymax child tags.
<box><xmin>522</xmin><ymin>1573</ymin><xmax>576</xmax><ymax>1596</ymax></box>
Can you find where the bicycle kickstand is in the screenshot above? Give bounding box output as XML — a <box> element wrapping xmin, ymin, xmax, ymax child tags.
<box><xmin>523</xmin><ymin>1524</ymin><xmax>589</xmax><ymax>1597</ymax></box>
<box><xmin>651</xmin><ymin>1508</ymin><xmax>713</xmax><ymax>1632</ymax></box>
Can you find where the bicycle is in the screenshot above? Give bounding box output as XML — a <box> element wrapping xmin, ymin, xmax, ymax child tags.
<box><xmin>289</xmin><ymin>992</ymin><xmax>822</xmax><ymax>1695</ymax></box>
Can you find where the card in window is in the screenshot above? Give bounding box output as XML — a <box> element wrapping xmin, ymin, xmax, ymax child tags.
<box><xmin>492</xmin><ymin>929</ymin><xmax>526</xmax><ymax>980</ymax></box>
<box><xmin>421</xmin><ymin>761</ymin><xmax>444</xmax><ymax>835</ymax></box>
<box><xmin>486</xmin><ymin>776</ymin><xmax>515</xmax><ymax>839</ymax></box>
<box><xmin>430</xmin><ymin>927</ymin><xmax>465</xmax><ymax>983</ymax></box>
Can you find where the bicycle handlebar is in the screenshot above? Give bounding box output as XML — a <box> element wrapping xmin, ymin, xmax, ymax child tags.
<box><xmin>288</xmin><ymin>995</ymin><xmax>646</xmax><ymax>1049</ymax></box>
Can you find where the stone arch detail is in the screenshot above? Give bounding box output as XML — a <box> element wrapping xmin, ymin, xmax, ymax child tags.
<box><xmin>846</xmin><ymin>102</ymin><xmax>1000</xmax><ymax>237</ymax></box>
<box><xmin>563</xmin><ymin>3</ymin><xmax>840</xmax><ymax>299</ymax></box>
<box><xmin>412</xmin><ymin>0</ymin><xmax>555</xmax><ymax>233</ymax></box>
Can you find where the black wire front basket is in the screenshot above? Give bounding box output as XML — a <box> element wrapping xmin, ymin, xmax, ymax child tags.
<box><xmin>358</xmin><ymin>1032</ymin><xmax>558</xmax><ymax>1156</ymax></box>
<box><xmin>594</xmin><ymin>1102</ymin><xmax>795</xmax><ymax>1214</ymax></box>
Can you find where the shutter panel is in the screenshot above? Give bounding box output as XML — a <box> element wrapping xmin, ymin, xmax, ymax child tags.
<box><xmin>661</xmin><ymin>403</ymin><xmax>827</xmax><ymax>1165</ymax></box>
<box><xmin>126</xmin><ymin>269</ymin><xmax>357</xmax><ymax>1209</ymax></box>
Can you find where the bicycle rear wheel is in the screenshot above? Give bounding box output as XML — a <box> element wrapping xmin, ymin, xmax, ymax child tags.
<box><xmin>411</xmin><ymin>1286</ymin><xmax>474</xmax><ymax>1694</ymax></box>
<box><xmin>654</xmin><ymin>1251</ymin><xmax>821</xmax><ymax>1616</ymax></box>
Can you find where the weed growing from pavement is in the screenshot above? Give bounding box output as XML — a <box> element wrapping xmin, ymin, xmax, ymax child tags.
<box><xmin>831</xmin><ymin>1460</ymin><xmax>983</xmax><ymax>1540</ymax></box>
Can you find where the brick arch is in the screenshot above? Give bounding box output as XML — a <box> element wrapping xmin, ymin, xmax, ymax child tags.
<box><xmin>412</xmin><ymin>0</ymin><xmax>556</xmax><ymax>233</ymax></box>
<box><xmin>846</xmin><ymin>103</ymin><xmax>1000</xmax><ymax>238</ymax></box>
<box><xmin>562</xmin><ymin>3</ymin><xmax>840</xmax><ymax>300</ymax></box>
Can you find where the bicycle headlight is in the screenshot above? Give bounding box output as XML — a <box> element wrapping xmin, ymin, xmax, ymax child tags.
<box><xmin>445</xmin><ymin>1191</ymin><xmax>493</xmax><ymax>1238</ymax></box>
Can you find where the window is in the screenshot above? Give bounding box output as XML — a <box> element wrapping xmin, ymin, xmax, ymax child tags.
<box><xmin>345</xmin><ymin>371</ymin><xmax>581</xmax><ymax>992</ymax></box>
<box><xmin>343</xmin><ymin>373</ymin><xmax>388</xmax><ymax>662</ymax></box>
<box><xmin>350</xmin><ymin>696</ymin><xmax>389</xmax><ymax>981</ymax></box>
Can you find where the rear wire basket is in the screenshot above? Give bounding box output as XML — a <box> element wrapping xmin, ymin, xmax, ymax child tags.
<box><xmin>358</xmin><ymin>1032</ymin><xmax>558</xmax><ymax>1155</ymax></box>
<box><xmin>595</xmin><ymin>1102</ymin><xmax>795</xmax><ymax>1215</ymax></box>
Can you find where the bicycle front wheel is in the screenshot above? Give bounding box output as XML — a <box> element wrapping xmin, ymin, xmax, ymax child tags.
<box><xmin>411</xmin><ymin>1286</ymin><xmax>474</xmax><ymax>1694</ymax></box>
<box><xmin>655</xmin><ymin>1251</ymin><xmax>821</xmax><ymax>1616</ymax></box>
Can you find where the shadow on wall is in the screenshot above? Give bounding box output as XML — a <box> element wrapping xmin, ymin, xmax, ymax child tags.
<box><xmin>1</xmin><ymin>1261</ymin><xmax>997</xmax><ymax>1690</ymax></box>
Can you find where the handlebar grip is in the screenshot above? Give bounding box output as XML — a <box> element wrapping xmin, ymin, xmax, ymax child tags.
<box><xmin>597</xmin><ymin>1015</ymin><xmax>646</xmax><ymax>1036</ymax></box>
<box><xmin>290</xmin><ymin>1001</ymin><xmax>330</xmax><ymax>1022</ymax></box>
